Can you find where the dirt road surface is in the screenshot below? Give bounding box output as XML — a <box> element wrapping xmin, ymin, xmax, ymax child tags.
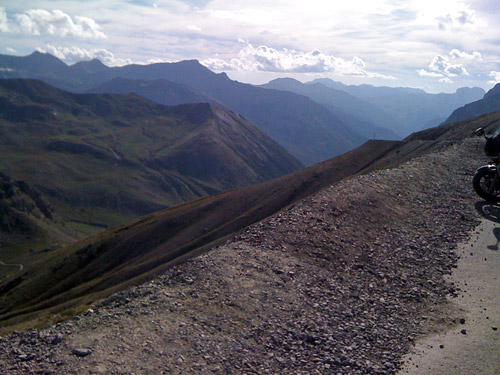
<box><xmin>398</xmin><ymin>203</ymin><xmax>500</xmax><ymax>375</ymax></box>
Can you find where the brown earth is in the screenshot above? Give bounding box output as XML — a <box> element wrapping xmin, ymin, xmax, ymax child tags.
<box><xmin>0</xmin><ymin>136</ymin><xmax>490</xmax><ymax>374</ymax></box>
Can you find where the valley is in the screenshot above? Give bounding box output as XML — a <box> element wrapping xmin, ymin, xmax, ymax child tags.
<box><xmin>1</xmin><ymin>51</ymin><xmax>500</xmax><ymax>374</ymax></box>
<box><xmin>0</xmin><ymin>127</ymin><xmax>491</xmax><ymax>375</ymax></box>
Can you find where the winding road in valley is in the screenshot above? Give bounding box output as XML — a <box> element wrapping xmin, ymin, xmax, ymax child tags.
<box><xmin>0</xmin><ymin>261</ymin><xmax>23</xmax><ymax>272</ymax></box>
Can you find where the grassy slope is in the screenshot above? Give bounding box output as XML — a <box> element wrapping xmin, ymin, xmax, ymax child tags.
<box><xmin>0</xmin><ymin>139</ymin><xmax>400</xmax><ymax>331</ymax></box>
<box><xmin>2</xmin><ymin>83</ymin><xmax>497</xmax><ymax>333</ymax></box>
<box><xmin>0</xmin><ymin>79</ymin><xmax>302</xmax><ymax>230</ymax></box>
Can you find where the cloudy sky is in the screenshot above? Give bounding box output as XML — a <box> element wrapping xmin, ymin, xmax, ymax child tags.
<box><xmin>1</xmin><ymin>0</ymin><xmax>499</xmax><ymax>93</ymax></box>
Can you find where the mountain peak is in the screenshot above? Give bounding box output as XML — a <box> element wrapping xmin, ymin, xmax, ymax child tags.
<box><xmin>69</xmin><ymin>58</ymin><xmax>109</xmax><ymax>74</ymax></box>
<box><xmin>484</xmin><ymin>83</ymin><xmax>500</xmax><ymax>99</ymax></box>
<box><xmin>28</xmin><ymin>51</ymin><xmax>67</xmax><ymax>66</ymax></box>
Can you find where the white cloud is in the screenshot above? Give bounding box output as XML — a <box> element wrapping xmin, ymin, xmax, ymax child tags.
<box><xmin>439</xmin><ymin>77</ymin><xmax>453</xmax><ymax>84</ymax></box>
<box><xmin>37</xmin><ymin>45</ymin><xmax>130</xmax><ymax>66</ymax></box>
<box><xmin>417</xmin><ymin>69</ymin><xmax>443</xmax><ymax>78</ymax></box>
<box><xmin>187</xmin><ymin>24</ymin><xmax>201</xmax><ymax>32</ymax></box>
<box><xmin>449</xmin><ymin>49</ymin><xmax>482</xmax><ymax>60</ymax></box>
<box><xmin>14</xmin><ymin>9</ymin><xmax>106</xmax><ymax>39</ymax></box>
<box><xmin>418</xmin><ymin>55</ymin><xmax>469</xmax><ymax>79</ymax></box>
<box><xmin>202</xmin><ymin>42</ymin><xmax>395</xmax><ymax>79</ymax></box>
<box><xmin>6</xmin><ymin>47</ymin><xmax>17</xmax><ymax>54</ymax></box>
<box><xmin>429</xmin><ymin>55</ymin><xmax>469</xmax><ymax>77</ymax></box>
<box><xmin>489</xmin><ymin>71</ymin><xmax>500</xmax><ymax>84</ymax></box>
<box><xmin>0</xmin><ymin>7</ymin><xmax>8</xmax><ymax>32</ymax></box>
<box><xmin>436</xmin><ymin>3</ymin><xmax>481</xmax><ymax>30</ymax></box>
<box><xmin>145</xmin><ymin>57</ymin><xmax>172</xmax><ymax>64</ymax></box>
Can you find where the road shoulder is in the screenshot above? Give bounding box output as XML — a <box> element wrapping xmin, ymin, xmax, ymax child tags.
<box><xmin>398</xmin><ymin>213</ymin><xmax>500</xmax><ymax>375</ymax></box>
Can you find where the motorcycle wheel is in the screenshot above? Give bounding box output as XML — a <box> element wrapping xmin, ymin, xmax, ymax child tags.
<box><xmin>472</xmin><ymin>167</ymin><xmax>500</xmax><ymax>203</ymax></box>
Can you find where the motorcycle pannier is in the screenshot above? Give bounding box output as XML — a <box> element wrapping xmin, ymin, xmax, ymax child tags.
<box><xmin>484</xmin><ymin>132</ymin><xmax>500</xmax><ymax>157</ymax></box>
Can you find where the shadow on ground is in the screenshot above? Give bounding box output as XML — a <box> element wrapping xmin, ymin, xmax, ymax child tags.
<box><xmin>475</xmin><ymin>201</ymin><xmax>500</xmax><ymax>250</ymax></box>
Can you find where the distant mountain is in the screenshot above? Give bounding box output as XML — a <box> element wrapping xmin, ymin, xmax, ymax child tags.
<box><xmin>261</xmin><ymin>78</ymin><xmax>401</xmax><ymax>140</ymax></box>
<box><xmin>0</xmin><ymin>52</ymin><xmax>367</xmax><ymax>165</ymax></box>
<box><xmin>91</xmin><ymin>60</ymin><xmax>368</xmax><ymax>164</ymax></box>
<box><xmin>88</xmin><ymin>77</ymin><xmax>223</xmax><ymax>107</ymax></box>
<box><xmin>0</xmin><ymin>79</ymin><xmax>302</xmax><ymax>230</ymax></box>
<box><xmin>310</xmin><ymin>78</ymin><xmax>426</xmax><ymax>97</ymax></box>
<box><xmin>443</xmin><ymin>83</ymin><xmax>500</xmax><ymax>124</ymax></box>
<box><xmin>308</xmin><ymin>78</ymin><xmax>485</xmax><ymax>136</ymax></box>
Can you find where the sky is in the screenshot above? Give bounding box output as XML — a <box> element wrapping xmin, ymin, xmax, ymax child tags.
<box><xmin>1</xmin><ymin>0</ymin><xmax>499</xmax><ymax>93</ymax></box>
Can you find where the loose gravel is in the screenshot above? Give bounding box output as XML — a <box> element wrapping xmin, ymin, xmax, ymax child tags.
<box><xmin>0</xmin><ymin>138</ymin><xmax>487</xmax><ymax>374</ymax></box>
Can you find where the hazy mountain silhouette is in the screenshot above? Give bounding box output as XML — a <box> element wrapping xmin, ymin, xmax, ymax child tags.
<box><xmin>88</xmin><ymin>77</ymin><xmax>222</xmax><ymax>106</ymax></box>
<box><xmin>0</xmin><ymin>52</ymin><xmax>366</xmax><ymax>165</ymax></box>
<box><xmin>308</xmin><ymin>78</ymin><xmax>485</xmax><ymax>136</ymax></box>
<box><xmin>443</xmin><ymin>83</ymin><xmax>500</xmax><ymax>124</ymax></box>
<box><xmin>261</xmin><ymin>78</ymin><xmax>401</xmax><ymax>140</ymax></box>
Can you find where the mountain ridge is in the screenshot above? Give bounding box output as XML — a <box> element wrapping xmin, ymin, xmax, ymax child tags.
<box><xmin>1</xmin><ymin>51</ymin><xmax>367</xmax><ymax>164</ymax></box>
<box><xmin>444</xmin><ymin>83</ymin><xmax>500</xmax><ymax>124</ymax></box>
<box><xmin>307</xmin><ymin>77</ymin><xmax>486</xmax><ymax>135</ymax></box>
<box><xmin>0</xmin><ymin>78</ymin><xmax>302</xmax><ymax>230</ymax></box>
<box><xmin>261</xmin><ymin>77</ymin><xmax>401</xmax><ymax>139</ymax></box>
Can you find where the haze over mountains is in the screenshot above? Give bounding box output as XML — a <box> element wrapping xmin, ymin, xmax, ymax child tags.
<box><xmin>309</xmin><ymin>78</ymin><xmax>485</xmax><ymax>135</ymax></box>
<box><xmin>0</xmin><ymin>79</ymin><xmax>301</xmax><ymax>235</ymax></box>
<box><xmin>0</xmin><ymin>52</ymin><xmax>365</xmax><ymax>165</ymax></box>
<box><xmin>0</xmin><ymin>51</ymin><xmax>486</xmax><ymax>165</ymax></box>
<box><xmin>444</xmin><ymin>83</ymin><xmax>500</xmax><ymax>124</ymax></box>
<box><xmin>261</xmin><ymin>78</ymin><xmax>401</xmax><ymax>140</ymax></box>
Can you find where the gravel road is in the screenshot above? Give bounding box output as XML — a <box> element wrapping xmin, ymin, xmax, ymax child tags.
<box><xmin>0</xmin><ymin>137</ymin><xmax>495</xmax><ymax>375</ymax></box>
<box><xmin>0</xmin><ymin>261</ymin><xmax>23</xmax><ymax>271</ymax></box>
<box><xmin>398</xmin><ymin>210</ymin><xmax>500</xmax><ymax>375</ymax></box>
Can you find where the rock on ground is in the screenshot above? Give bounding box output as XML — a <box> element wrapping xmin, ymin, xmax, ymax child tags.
<box><xmin>0</xmin><ymin>138</ymin><xmax>487</xmax><ymax>374</ymax></box>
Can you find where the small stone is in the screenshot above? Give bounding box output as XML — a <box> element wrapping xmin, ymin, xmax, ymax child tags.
<box><xmin>52</xmin><ymin>333</ymin><xmax>63</xmax><ymax>345</ymax></box>
<box><xmin>492</xmin><ymin>326</ymin><xmax>498</xmax><ymax>331</ymax></box>
<box><xmin>459</xmin><ymin>318</ymin><xmax>466</xmax><ymax>324</ymax></box>
<box><xmin>460</xmin><ymin>329</ymin><xmax>467</xmax><ymax>335</ymax></box>
<box><xmin>72</xmin><ymin>348</ymin><xmax>92</xmax><ymax>357</ymax></box>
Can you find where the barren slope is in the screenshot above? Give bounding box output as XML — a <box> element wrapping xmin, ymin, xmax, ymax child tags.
<box><xmin>0</xmin><ymin>140</ymin><xmax>400</xmax><ymax>329</ymax></box>
<box><xmin>0</xmin><ymin>135</ymin><xmax>486</xmax><ymax>375</ymax></box>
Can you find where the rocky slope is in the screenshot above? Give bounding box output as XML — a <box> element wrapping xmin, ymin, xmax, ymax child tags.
<box><xmin>0</xmin><ymin>136</ymin><xmax>485</xmax><ymax>374</ymax></box>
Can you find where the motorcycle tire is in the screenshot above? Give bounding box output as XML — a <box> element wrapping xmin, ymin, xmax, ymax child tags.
<box><xmin>472</xmin><ymin>167</ymin><xmax>500</xmax><ymax>203</ymax></box>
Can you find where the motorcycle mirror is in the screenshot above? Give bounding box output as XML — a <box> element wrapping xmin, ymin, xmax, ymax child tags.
<box><xmin>475</xmin><ymin>127</ymin><xmax>485</xmax><ymax>137</ymax></box>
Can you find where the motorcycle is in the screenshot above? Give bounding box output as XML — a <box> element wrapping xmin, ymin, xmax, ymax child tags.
<box><xmin>473</xmin><ymin>127</ymin><xmax>500</xmax><ymax>202</ymax></box>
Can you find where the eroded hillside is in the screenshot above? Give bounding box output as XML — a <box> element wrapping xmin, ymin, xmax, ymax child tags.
<box><xmin>0</xmin><ymin>135</ymin><xmax>485</xmax><ymax>375</ymax></box>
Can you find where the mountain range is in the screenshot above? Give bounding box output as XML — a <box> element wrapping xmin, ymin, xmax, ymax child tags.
<box><xmin>309</xmin><ymin>78</ymin><xmax>485</xmax><ymax>135</ymax></box>
<box><xmin>0</xmin><ymin>52</ymin><xmax>367</xmax><ymax>165</ymax></box>
<box><xmin>443</xmin><ymin>83</ymin><xmax>500</xmax><ymax>124</ymax></box>
<box><xmin>0</xmin><ymin>79</ymin><xmax>301</xmax><ymax>238</ymax></box>
<box><xmin>1</xmin><ymin>51</ymin><xmax>487</xmax><ymax>165</ymax></box>
<box><xmin>261</xmin><ymin>77</ymin><xmax>400</xmax><ymax>140</ymax></box>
